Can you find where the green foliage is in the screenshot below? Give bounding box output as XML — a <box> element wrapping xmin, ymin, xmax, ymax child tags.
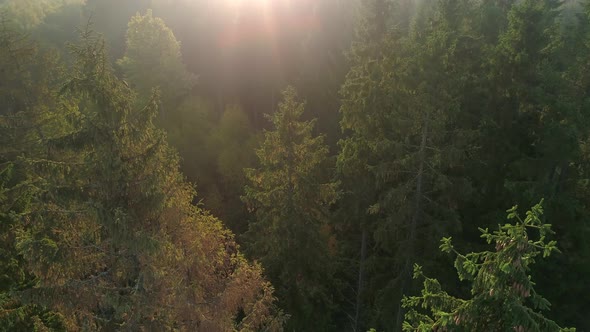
<box><xmin>243</xmin><ymin>86</ymin><xmax>339</xmax><ymax>331</ymax></box>
<box><xmin>0</xmin><ymin>14</ymin><xmax>70</xmax><ymax>331</ymax></box>
<box><xmin>403</xmin><ymin>201</ymin><xmax>575</xmax><ymax>332</ymax></box>
<box><xmin>163</xmin><ymin>99</ymin><xmax>258</xmax><ymax>234</ymax></box>
<box><xmin>466</xmin><ymin>0</ymin><xmax>590</xmax><ymax>326</ymax></box>
<box><xmin>117</xmin><ymin>9</ymin><xmax>195</xmax><ymax>108</ymax></box>
<box><xmin>2</xmin><ymin>0</ymin><xmax>590</xmax><ymax>330</ymax></box>
<box><xmin>0</xmin><ymin>20</ymin><xmax>283</xmax><ymax>330</ymax></box>
<box><xmin>84</xmin><ymin>0</ymin><xmax>151</xmax><ymax>59</ymax></box>
<box><xmin>337</xmin><ymin>0</ymin><xmax>479</xmax><ymax>328</ymax></box>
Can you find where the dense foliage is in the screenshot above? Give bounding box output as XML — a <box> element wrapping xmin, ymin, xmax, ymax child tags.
<box><xmin>0</xmin><ymin>17</ymin><xmax>282</xmax><ymax>331</ymax></box>
<box><xmin>1</xmin><ymin>0</ymin><xmax>589</xmax><ymax>331</ymax></box>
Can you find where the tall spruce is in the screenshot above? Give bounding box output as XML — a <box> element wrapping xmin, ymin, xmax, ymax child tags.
<box><xmin>243</xmin><ymin>86</ymin><xmax>338</xmax><ymax>331</ymax></box>
<box><xmin>338</xmin><ymin>0</ymin><xmax>478</xmax><ymax>329</ymax></box>
<box><xmin>335</xmin><ymin>1</ymin><xmax>395</xmax><ymax>329</ymax></box>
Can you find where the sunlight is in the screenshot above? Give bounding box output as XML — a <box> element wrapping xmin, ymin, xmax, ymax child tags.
<box><xmin>218</xmin><ymin>0</ymin><xmax>278</xmax><ymax>50</ymax></box>
<box><xmin>223</xmin><ymin>0</ymin><xmax>273</xmax><ymax>9</ymax></box>
<box><xmin>6</xmin><ymin>0</ymin><xmax>586</xmax><ymax>330</ymax></box>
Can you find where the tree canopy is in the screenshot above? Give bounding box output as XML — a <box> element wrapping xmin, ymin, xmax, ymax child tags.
<box><xmin>1</xmin><ymin>0</ymin><xmax>589</xmax><ymax>330</ymax></box>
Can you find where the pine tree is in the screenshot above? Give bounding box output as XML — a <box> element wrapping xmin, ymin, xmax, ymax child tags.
<box><xmin>530</xmin><ymin>0</ymin><xmax>590</xmax><ymax>326</ymax></box>
<box><xmin>473</xmin><ymin>0</ymin><xmax>563</xmax><ymax>220</ymax></box>
<box><xmin>243</xmin><ymin>86</ymin><xmax>339</xmax><ymax>331</ymax></box>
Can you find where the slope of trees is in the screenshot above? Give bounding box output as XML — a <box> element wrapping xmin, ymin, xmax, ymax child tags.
<box><xmin>0</xmin><ymin>18</ymin><xmax>282</xmax><ymax>331</ymax></box>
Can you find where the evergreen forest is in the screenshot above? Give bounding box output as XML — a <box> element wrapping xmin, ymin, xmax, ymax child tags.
<box><xmin>1</xmin><ymin>0</ymin><xmax>589</xmax><ymax>331</ymax></box>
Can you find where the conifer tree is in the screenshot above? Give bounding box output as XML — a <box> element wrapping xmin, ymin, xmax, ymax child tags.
<box><xmin>243</xmin><ymin>86</ymin><xmax>338</xmax><ymax>331</ymax></box>
<box><xmin>6</xmin><ymin>24</ymin><xmax>283</xmax><ymax>330</ymax></box>
<box><xmin>474</xmin><ymin>0</ymin><xmax>564</xmax><ymax>221</ymax></box>
<box><xmin>469</xmin><ymin>1</ymin><xmax>590</xmax><ymax>326</ymax></box>
<box><xmin>335</xmin><ymin>1</ymin><xmax>395</xmax><ymax>329</ymax></box>
<box><xmin>338</xmin><ymin>0</ymin><xmax>479</xmax><ymax>329</ymax></box>
<box><xmin>0</xmin><ymin>13</ymin><xmax>70</xmax><ymax>330</ymax></box>
<box><xmin>403</xmin><ymin>201</ymin><xmax>575</xmax><ymax>332</ymax></box>
<box><xmin>530</xmin><ymin>0</ymin><xmax>590</xmax><ymax>325</ymax></box>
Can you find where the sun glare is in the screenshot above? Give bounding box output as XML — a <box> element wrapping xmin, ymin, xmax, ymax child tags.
<box><xmin>224</xmin><ymin>0</ymin><xmax>273</xmax><ymax>8</ymax></box>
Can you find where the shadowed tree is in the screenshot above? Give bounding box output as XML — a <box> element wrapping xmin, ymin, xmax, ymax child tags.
<box><xmin>243</xmin><ymin>86</ymin><xmax>339</xmax><ymax>331</ymax></box>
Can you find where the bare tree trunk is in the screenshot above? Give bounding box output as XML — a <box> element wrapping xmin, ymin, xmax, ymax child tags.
<box><xmin>354</xmin><ymin>226</ymin><xmax>368</xmax><ymax>332</ymax></box>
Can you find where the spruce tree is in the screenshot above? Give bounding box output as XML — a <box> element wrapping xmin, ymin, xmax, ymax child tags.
<box><xmin>6</xmin><ymin>24</ymin><xmax>283</xmax><ymax>330</ymax></box>
<box><xmin>0</xmin><ymin>13</ymin><xmax>69</xmax><ymax>331</ymax></box>
<box><xmin>403</xmin><ymin>201</ymin><xmax>575</xmax><ymax>332</ymax></box>
<box><xmin>243</xmin><ymin>86</ymin><xmax>338</xmax><ymax>331</ymax></box>
<box><xmin>335</xmin><ymin>1</ymin><xmax>396</xmax><ymax>329</ymax></box>
<box><xmin>469</xmin><ymin>1</ymin><xmax>590</xmax><ymax>326</ymax></box>
<box><xmin>338</xmin><ymin>0</ymin><xmax>479</xmax><ymax>329</ymax></box>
